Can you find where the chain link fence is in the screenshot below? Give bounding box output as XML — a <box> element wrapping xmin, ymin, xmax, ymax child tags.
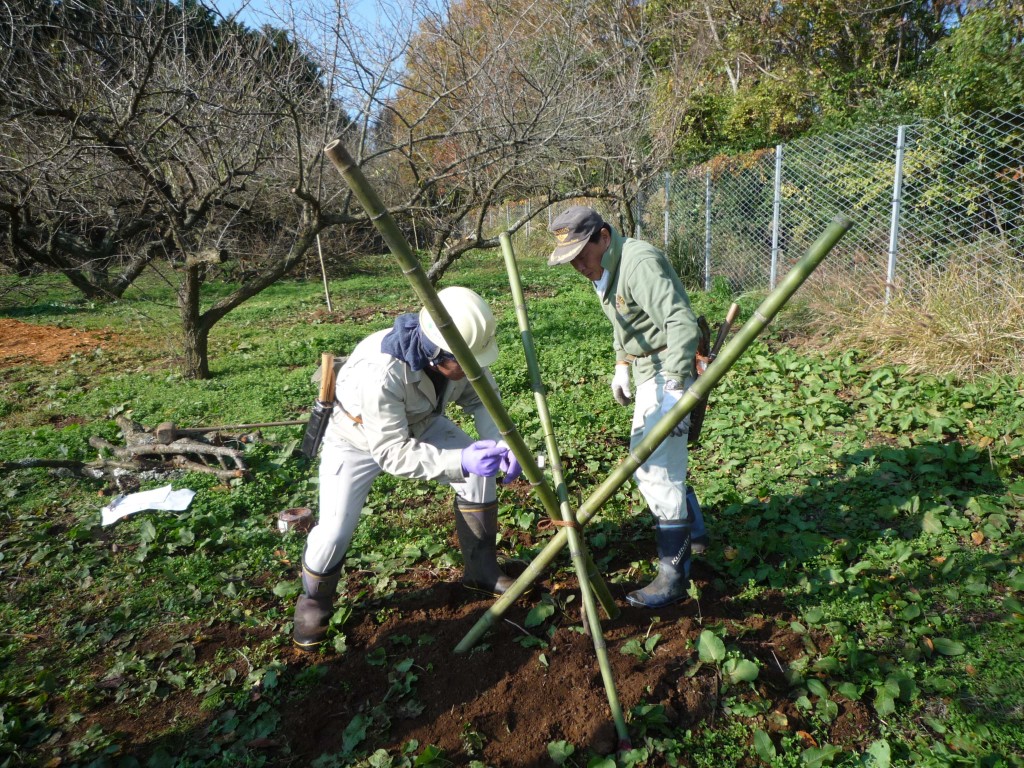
<box><xmin>639</xmin><ymin>108</ymin><xmax>1024</xmax><ymax>298</ymax></box>
<box><xmin>493</xmin><ymin>108</ymin><xmax>1023</xmax><ymax>300</ymax></box>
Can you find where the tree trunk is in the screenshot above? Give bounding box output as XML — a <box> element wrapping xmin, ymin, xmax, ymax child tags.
<box><xmin>62</xmin><ymin>267</ymin><xmax>111</xmax><ymax>301</ymax></box>
<box><xmin>174</xmin><ymin>223</ymin><xmax>323</xmax><ymax>379</ymax></box>
<box><xmin>182</xmin><ymin>321</ymin><xmax>211</xmax><ymax>380</ymax></box>
<box><xmin>180</xmin><ymin>262</ymin><xmax>211</xmax><ymax>379</ymax></box>
<box><xmin>620</xmin><ymin>191</ymin><xmax>638</xmax><ymax>238</ymax></box>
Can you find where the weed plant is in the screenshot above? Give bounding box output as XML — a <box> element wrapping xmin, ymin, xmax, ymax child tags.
<box><xmin>785</xmin><ymin>260</ymin><xmax>1024</xmax><ymax>379</ymax></box>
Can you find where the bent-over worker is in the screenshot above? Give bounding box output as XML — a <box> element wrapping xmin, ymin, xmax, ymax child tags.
<box><xmin>294</xmin><ymin>287</ymin><xmax>521</xmax><ymax>650</ymax></box>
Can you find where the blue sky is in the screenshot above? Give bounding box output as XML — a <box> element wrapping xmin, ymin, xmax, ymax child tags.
<box><xmin>202</xmin><ymin>0</ymin><xmax>442</xmax><ymax>105</ymax></box>
<box><xmin>205</xmin><ymin>0</ymin><xmax>399</xmax><ymax>32</ymax></box>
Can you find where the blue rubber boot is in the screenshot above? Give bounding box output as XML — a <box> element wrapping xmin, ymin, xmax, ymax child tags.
<box><xmin>687</xmin><ymin>486</ymin><xmax>709</xmax><ymax>555</ymax></box>
<box><xmin>626</xmin><ymin>519</ymin><xmax>691</xmax><ymax>608</ymax></box>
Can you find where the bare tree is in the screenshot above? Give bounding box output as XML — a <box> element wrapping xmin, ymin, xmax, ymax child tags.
<box><xmin>277</xmin><ymin>0</ymin><xmax>688</xmax><ymax>280</ymax></box>
<box><xmin>1</xmin><ymin>0</ymin><xmax>355</xmax><ymax>378</ymax></box>
<box><xmin>0</xmin><ymin>1</ymin><xmax>171</xmax><ymax>297</ymax></box>
<box><xmin>2</xmin><ymin>0</ymin><xmax>691</xmax><ymax>375</ymax></box>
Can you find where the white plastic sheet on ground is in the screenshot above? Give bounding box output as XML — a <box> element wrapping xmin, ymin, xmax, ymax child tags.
<box><xmin>100</xmin><ymin>484</ymin><xmax>196</xmax><ymax>526</ymax></box>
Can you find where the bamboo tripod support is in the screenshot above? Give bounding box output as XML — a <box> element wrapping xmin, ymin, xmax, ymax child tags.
<box><xmin>322</xmin><ymin>139</ymin><xmax>617</xmax><ymax>619</ymax></box>
<box><xmin>454</xmin><ymin>215</ymin><xmax>854</xmax><ymax>653</ymax></box>
<box><xmin>323</xmin><ymin>136</ymin><xmax>852</xmax><ymax>748</ymax></box>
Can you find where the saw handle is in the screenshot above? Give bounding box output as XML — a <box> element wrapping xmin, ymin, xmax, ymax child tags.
<box><xmin>317</xmin><ymin>353</ymin><xmax>336</xmax><ymax>403</ymax></box>
<box><xmin>709</xmin><ymin>303</ymin><xmax>740</xmax><ymax>360</ymax></box>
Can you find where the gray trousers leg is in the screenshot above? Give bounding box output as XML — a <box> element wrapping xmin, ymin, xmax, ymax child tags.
<box><xmin>305</xmin><ymin>417</ymin><xmax>496</xmax><ymax>574</ymax></box>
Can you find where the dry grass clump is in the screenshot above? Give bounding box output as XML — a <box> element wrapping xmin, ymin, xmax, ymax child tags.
<box><xmin>783</xmin><ymin>259</ymin><xmax>1024</xmax><ymax>380</ymax></box>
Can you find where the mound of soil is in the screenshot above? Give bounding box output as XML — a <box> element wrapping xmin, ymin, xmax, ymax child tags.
<box><xmin>174</xmin><ymin>565</ymin><xmax>872</xmax><ymax>765</ymax></box>
<box><xmin>58</xmin><ymin>556</ymin><xmax>877</xmax><ymax>767</ymax></box>
<box><xmin>269</xmin><ymin>562</ymin><xmax>874</xmax><ymax>766</ymax></box>
<box><xmin>283</xmin><ymin>573</ymin><xmax>671</xmax><ymax>765</ymax></box>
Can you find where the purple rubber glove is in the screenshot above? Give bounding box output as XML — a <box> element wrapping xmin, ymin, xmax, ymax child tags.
<box><xmin>496</xmin><ymin>441</ymin><xmax>522</xmax><ymax>484</ymax></box>
<box><xmin>461</xmin><ymin>440</ymin><xmax>507</xmax><ymax>477</ymax></box>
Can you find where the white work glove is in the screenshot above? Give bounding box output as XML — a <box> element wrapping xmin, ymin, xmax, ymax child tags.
<box><xmin>611</xmin><ymin>363</ymin><xmax>632</xmax><ymax>406</ymax></box>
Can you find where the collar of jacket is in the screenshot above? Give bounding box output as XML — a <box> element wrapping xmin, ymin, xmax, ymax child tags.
<box><xmin>597</xmin><ymin>227</ymin><xmax>625</xmax><ymax>300</ymax></box>
<box><xmin>397</xmin><ymin>361</ymin><xmax>447</xmax><ymax>407</ymax></box>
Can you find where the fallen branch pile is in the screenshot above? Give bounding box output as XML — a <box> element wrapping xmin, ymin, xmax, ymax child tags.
<box><xmin>2</xmin><ymin>416</ymin><xmax>254</xmax><ymax>481</ymax></box>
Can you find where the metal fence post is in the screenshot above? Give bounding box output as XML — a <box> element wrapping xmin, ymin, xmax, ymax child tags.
<box><xmin>663</xmin><ymin>172</ymin><xmax>671</xmax><ymax>249</ymax></box>
<box><xmin>770</xmin><ymin>144</ymin><xmax>783</xmax><ymax>289</ymax></box>
<box><xmin>886</xmin><ymin>125</ymin><xmax>907</xmax><ymax>304</ymax></box>
<box><xmin>704</xmin><ymin>169</ymin><xmax>712</xmax><ymax>292</ymax></box>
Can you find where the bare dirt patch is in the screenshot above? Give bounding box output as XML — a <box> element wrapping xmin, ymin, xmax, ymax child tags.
<box><xmin>0</xmin><ymin>318</ymin><xmax>119</xmax><ymax>368</ymax></box>
<box><xmin>53</xmin><ymin>558</ymin><xmax>878</xmax><ymax>767</ymax></box>
<box><xmin>275</xmin><ymin>565</ymin><xmax>873</xmax><ymax>765</ymax></box>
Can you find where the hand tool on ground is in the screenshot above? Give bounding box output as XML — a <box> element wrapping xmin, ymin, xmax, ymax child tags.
<box><xmin>299</xmin><ymin>352</ymin><xmax>336</xmax><ymax>459</ymax></box>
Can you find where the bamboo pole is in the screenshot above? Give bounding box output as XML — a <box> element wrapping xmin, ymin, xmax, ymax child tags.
<box><xmin>499</xmin><ymin>233</ymin><xmax>629</xmax><ymax>746</ymax></box>
<box><xmin>322</xmin><ymin>139</ymin><xmax>617</xmax><ymax>617</ymax></box>
<box><xmin>455</xmin><ymin>214</ymin><xmax>854</xmax><ymax>653</ymax></box>
<box><xmin>496</xmin><ymin>231</ymin><xmax>616</xmax><ymax>621</ymax></box>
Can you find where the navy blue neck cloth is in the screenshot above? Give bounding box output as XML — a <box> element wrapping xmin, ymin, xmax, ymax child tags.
<box><xmin>380</xmin><ymin>314</ymin><xmax>443</xmax><ymax>371</ymax></box>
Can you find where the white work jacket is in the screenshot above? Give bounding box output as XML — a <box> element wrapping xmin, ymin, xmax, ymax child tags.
<box><xmin>322</xmin><ymin>329</ymin><xmax>502</xmax><ymax>483</ymax></box>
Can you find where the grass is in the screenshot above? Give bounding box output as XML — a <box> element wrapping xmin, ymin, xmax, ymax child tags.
<box><xmin>2</xmin><ymin>248</ymin><xmax>1023</xmax><ymax>767</ymax></box>
<box><xmin>783</xmin><ymin>259</ymin><xmax>1024</xmax><ymax>379</ymax></box>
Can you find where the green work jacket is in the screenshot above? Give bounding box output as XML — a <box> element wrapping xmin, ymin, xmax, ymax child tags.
<box><xmin>597</xmin><ymin>228</ymin><xmax>700</xmax><ymax>386</ymax></box>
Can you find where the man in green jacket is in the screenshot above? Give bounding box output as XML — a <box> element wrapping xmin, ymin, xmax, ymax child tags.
<box><xmin>548</xmin><ymin>206</ymin><xmax>705</xmax><ymax>608</ymax></box>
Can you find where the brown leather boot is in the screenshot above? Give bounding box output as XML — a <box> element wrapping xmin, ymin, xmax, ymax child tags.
<box><xmin>292</xmin><ymin>561</ymin><xmax>342</xmax><ymax>650</ymax></box>
<box><xmin>453</xmin><ymin>497</ymin><xmax>514</xmax><ymax>595</ymax></box>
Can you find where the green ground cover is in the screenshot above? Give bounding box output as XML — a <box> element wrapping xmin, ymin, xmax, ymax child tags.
<box><xmin>1</xmin><ymin>252</ymin><xmax>1022</xmax><ymax>767</ymax></box>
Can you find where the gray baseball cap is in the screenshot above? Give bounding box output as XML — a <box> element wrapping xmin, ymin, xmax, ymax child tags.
<box><xmin>547</xmin><ymin>206</ymin><xmax>605</xmax><ymax>266</ymax></box>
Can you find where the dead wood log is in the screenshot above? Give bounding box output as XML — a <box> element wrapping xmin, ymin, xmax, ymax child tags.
<box><xmin>3</xmin><ymin>417</ymin><xmax>253</xmax><ymax>480</ymax></box>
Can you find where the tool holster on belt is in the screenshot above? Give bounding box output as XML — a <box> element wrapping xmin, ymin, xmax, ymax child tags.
<box><xmin>688</xmin><ymin>316</ymin><xmax>713</xmax><ymax>447</ymax></box>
